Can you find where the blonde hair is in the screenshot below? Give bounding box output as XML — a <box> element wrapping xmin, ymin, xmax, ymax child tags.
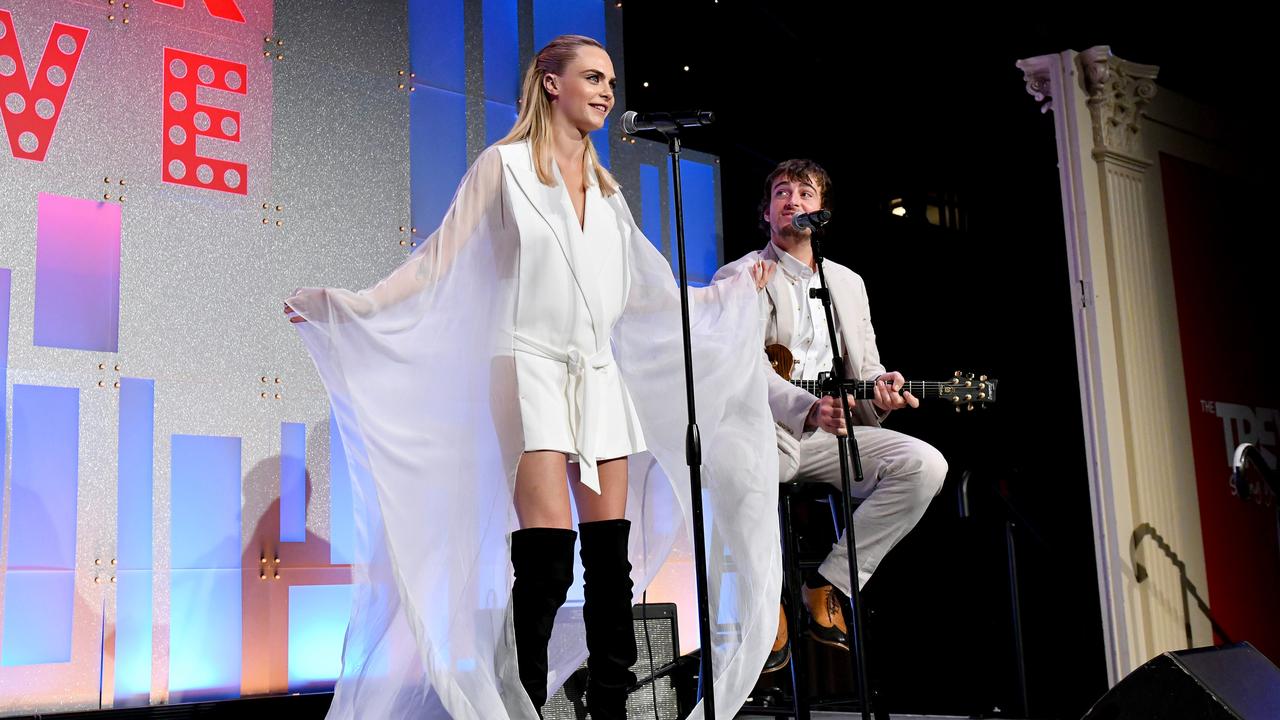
<box><xmin>498</xmin><ymin>34</ymin><xmax>619</xmax><ymax>197</ymax></box>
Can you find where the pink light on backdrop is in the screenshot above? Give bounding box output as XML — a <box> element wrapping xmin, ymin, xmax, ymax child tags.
<box><xmin>34</xmin><ymin>193</ymin><xmax>122</xmax><ymax>353</ymax></box>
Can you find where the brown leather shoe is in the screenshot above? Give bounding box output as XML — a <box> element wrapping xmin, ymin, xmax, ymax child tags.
<box><xmin>761</xmin><ymin>603</ymin><xmax>790</xmax><ymax>673</ymax></box>
<box><xmin>801</xmin><ymin>583</ymin><xmax>849</xmax><ymax>650</ymax></box>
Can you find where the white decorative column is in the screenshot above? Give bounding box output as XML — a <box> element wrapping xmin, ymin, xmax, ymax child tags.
<box><xmin>1016</xmin><ymin>46</ymin><xmax>1210</xmax><ymax>685</ymax></box>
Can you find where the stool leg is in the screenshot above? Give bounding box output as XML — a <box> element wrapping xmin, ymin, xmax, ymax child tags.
<box><xmin>780</xmin><ymin>492</ymin><xmax>810</xmax><ymax>720</ymax></box>
<box><xmin>826</xmin><ymin>496</ymin><xmax>841</xmax><ymax>538</ymax></box>
<box><xmin>836</xmin><ymin>490</ymin><xmax>873</xmax><ymax>718</ymax></box>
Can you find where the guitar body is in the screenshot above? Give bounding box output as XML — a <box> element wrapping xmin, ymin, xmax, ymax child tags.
<box><xmin>765</xmin><ymin>343</ymin><xmax>797</xmax><ymax>382</ymax></box>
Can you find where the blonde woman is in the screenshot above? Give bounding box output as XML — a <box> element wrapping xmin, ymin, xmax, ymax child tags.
<box><xmin>286</xmin><ymin>35</ymin><xmax>778</xmax><ymax>720</ymax></box>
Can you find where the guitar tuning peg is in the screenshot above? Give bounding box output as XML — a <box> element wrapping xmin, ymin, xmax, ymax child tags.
<box><xmin>955</xmin><ymin>406</ymin><xmax>962</xmax><ymax>413</ymax></box>
<box><xmin>964</xmin><ymin>394</ymin><xmax>973</xmax><ymax>402</ymax></box>
<box><xmin>978</xmin><ymin>392</ymin><xmax>986</xmax><ymax>400</ymax></box>
<box><xmin>967</xmin><ymin>403</ymin><xmax>974</xmax><ymax>411</ymax></box>
<box><xmin>952</xmin><ymin>396</ymin><xmax>961</xmax><ymax>404</ymax></box>
<box><xmin>967</xmin><ymin>372</ymin><xmax>975</xmax><ymax>379</ymax></box>
<box><xmin>964</xmin><ymin>380</ymin><xmax>973</xmax><ymax>387</ymax></box>
<box><xmin>979</xmin><ymin>375</ymin><xmax>988</xmax><ymax>382</ymax></box>
<box><xmin>953</xmin><ymin>370</ymin><xmax>963</xmax><ymax>378</ymax></box>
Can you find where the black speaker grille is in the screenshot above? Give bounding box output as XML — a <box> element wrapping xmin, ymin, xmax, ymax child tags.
<box><xmin>544</xmin><ymin>604</ymin><xmax>680</xmax><ymax>720</ymax></box>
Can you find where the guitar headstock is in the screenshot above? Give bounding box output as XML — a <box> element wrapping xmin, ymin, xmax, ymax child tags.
<box><xmin>941</xmin><ymin>371</ymin><xmax>997</xmax><ymax>412</ymax></box>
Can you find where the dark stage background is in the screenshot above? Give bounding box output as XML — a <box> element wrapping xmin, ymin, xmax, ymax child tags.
<box><xmin>623</xmin><ymin>5</ymin><xmax>1270</xmax><ymax>718</ymax></box>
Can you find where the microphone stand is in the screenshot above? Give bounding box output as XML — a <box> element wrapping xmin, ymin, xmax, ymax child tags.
<box><xmin>626</xmin><ymin>114</ymin><xmax>719</xmax><ymax>720</ymax></box>
<box><xmin>807</xmin><ymin>219</ymin><xmax>873</xmax><ymax>720</ymax></box>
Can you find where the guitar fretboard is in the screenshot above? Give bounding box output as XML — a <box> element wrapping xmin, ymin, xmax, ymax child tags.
<box><xmin>791</xmin><ymin>379</ymin><xmax>974</xmax><ymax>401</ymax></box>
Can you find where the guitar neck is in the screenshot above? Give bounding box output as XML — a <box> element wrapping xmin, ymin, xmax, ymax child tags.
<box><xmin>791</xmin><ymin>379</ymin><xmax>960</xmax><ymax>400</ymax></box>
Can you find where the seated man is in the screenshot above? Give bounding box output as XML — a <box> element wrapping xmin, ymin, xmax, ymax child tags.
<box><xmin>714</xmin><ymin>159</ymin><xmax>947</xmax><ymax>671</ymax></box>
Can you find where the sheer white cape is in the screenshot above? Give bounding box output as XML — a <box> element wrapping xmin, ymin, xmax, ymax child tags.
<box><xmin>286</xmin><ymin>144</ymin><xmax>779</xmax><ymax>719</ymax></box>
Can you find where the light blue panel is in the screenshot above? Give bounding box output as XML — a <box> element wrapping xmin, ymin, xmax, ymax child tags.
<box><xmin>329</xmin><ymin>410</ymin><xmax>355</xmax><ymax>565</ymax></box>
<box><xmin>168</xmin><ymin>569</ymin><xmax>241</xmax><ymax>702</ymax></box>
<box><xmin>170</xmin><ymin>434</ymin><xmax>241</xmax><ymax>570</ymax></box>
<box><xmin>409</xmin><ymin>86</ymin><xmax>468</xmax><ymax>239</ymax></box>
<box><xmin>482</xmin><ymin>0</ymin><xmax>520</xmax><ymax>104</ymax></box>
<box><xmin>0</xmin><ymin>571</ymin><xmax>74</xmax><ymax>666</ymax></box>
<box><xmin>1</xmin><ymin>269</ymin><xmax>9</xmax><ymax>480</ymax></box>
<box><xmin>113</xmin><ymin>570</ymin><xmax>153</xmax><ymax>704</ymax></box>
<box><xmin>716</xmin><ymin>571</ymin><xmax>740</xmax><ymax>626</ymax></box>
<box><xmin>8</xmin><ymin>384</ymin><xmax>79</xmax><ymax>569</ymax></box>
<box><xmin>169</xmin><ymin>434</ymin><xmax>241</xmax><ymax>700</ymax></box>
<box><xmin>639</xmin><ymin>163</ymin><xmax>662</xmax><ymax>253</ymax></box>
<box><xmin>280</xmin><ymin>422</ymin><xmax>306</xmax><ymax>543</ymax></box>
<box><xmin>528</xmin><ymin>1</ymin><xmax>611</xmax><ymax>166</ymax></box>
<box><xmin>113</xmin><ymin>378</ymin><xmax>155</xmax><ymax>700</ymax></box>
<box><xmin>409</xmin><ymin>0</ymin><xmax>465</xmax><ymax>94</ymax></box>
<box><xmin>118</xmin><ymin>378</ymin><xmax>155</xmax><ymax>571</ymax></box>
<box><xmin>533</xmin><ymin>0</ymin><xmax>607</xmax><ymax>53</ymax></box>
<box><xmin>485</xmin><ymin>101</ymin><xmax>518</xmax><ymax>147</ymax></box>
<box><xmin>667</xmin><ymin>157</ymin><xmax>718</xmax><ymax>286</ymax></box>
<box><xmin>287</xmin><ymin>584</ymin><xmax>354</xmax><ymax>692</ymax></box>
<box><xmin>337</xmin><ymin>586</ymin><xmax>388</xmax><ymax>680</ymax></box>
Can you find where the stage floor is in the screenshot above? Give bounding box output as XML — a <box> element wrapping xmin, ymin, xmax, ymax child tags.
<box><xmin>741</xmin><ymin>715</ymin><xmax>1021</xmax><ymax>720</ymax></box>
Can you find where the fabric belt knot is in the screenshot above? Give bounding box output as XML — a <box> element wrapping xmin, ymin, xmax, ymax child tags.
<box><xmin>514</xmin><ymin>333</ymin><xmax>613</xmax><ymax>494</ymax></box>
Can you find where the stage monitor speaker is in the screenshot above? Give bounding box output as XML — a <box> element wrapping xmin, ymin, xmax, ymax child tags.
<box><xmin>544</xmin><ymin>603</ymin><xmax>684</xmax><ymax>720</ymax></box>
<box><xmin>1081</xmin><ymin>642</ymin><xmax>1280</xmax><ymax>719</ymax></box>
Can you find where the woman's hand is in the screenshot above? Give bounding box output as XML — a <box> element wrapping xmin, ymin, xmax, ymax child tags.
<box><xmin>284</xmin><ymin>302</ymin><xmax>307</xmax><ymax>323</ymax></box>
<box><xmin>750</xmin><ymin>259</ymin><xmax>776</xmax><ymax>291</ymax></box>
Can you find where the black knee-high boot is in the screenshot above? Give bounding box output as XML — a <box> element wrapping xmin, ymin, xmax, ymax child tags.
<box><xmin>579</xmin><ymin>519</ymin><xmax>637</xmax><ymax>720</ymax></box>
<box><xmin>511</xmin><ymin>527</ymin><xmax>578</xmax><ymax>715</ymax></box>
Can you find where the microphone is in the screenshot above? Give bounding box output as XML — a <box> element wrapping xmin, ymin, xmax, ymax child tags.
<box><xmin>621</xmin><ymin>110</ymin><xmax>715</xmax><ymax>135</ymax></box>
<box><xmin>791</xmin><ymin>209</ymin><xmax>832</xmax><ymax>231</ymax></box>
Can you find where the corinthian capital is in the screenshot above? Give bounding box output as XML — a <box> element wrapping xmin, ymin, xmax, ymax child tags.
<box><xmin>1078</xmin><ymin>46</ymin><xmax>1159</xmax><ymax>160</ymax></box>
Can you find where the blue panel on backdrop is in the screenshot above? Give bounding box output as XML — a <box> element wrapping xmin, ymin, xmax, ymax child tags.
<box><xmin>169</xmin><ymin>569</ymin><xmax>241</xmax><ymax>702</ymax></box>
<box><xmin>288</xmin><ymin>584</ymin><xmax>354</xmax><ymax>692</ymax></box>
<box><xmin>410</xmin><ymin>86</ymin><xmax>468</xmax><ymax>238</ymax></box>
<box><xmin>281</xmin><ymin>422</ymin><xmax>306</xmax><ymax>542</ymax></box>
<box><xmin>409</xmin><ymin>0</ymin><xmax>465</xmax><ymax>94</ymax></box>
<box><xmin>0</xmin><ymin>571</ymin><xmax>74</xmax><ymax>666</ymax></box>
<box><xmin>530</xmin><ymin>1</ymin><xmax>611</xmax><ymax>167</ymax></box>
<box><xmin>114</xmin><ymin>378</ymin><xmax>155</xmax><ymax>695</ymax></box>
<box><xmin>592</xmin><ymin>120</ymin><xmax>610</xmax><ymax>169</ymax></box>
<box><xmin>483</xmin><ymin>0</ymin><xmax>520</xmax><ymax>104</ymax></box>
<box><xmin>0</xmin><ymin>268</ymin><xmax>8</xmax><ymax>356</ymax></box>
<box><xmin>113</xmin><ymin>570</ymin><xmax>153</xmax><ymax>704</ymax></box>
<box><xmin>118</xmin><ymin>378</ymin><xmax>155</xmax><ymax>571</ymax></box>
<box><xmin>169</xmin><ymin>436</ymin><xmax>241</xmax><ymax>698</ymax></box>
<box><xmin>170</xmin><ymin>435</ymin><xmax>241</xmax><ymax>570</ymax></box>
<box><xmin>8</xmin><ymin>384</ymin><xmax>79</xmax><ymax>569</ymax></box>
<box><xmin>639</xmin><ymin>163</ymin><xmax>662</xmax><ymax>254</ymax></box>
<box><xmin>0</xmin><ymin>269</ymin><xmax>9</xmax><ymax>505</ymax></box>
<box><xmin>533</xmin><ymin>0</ymin><xmax>607</xmax><ymax>52</ymax></box>
<box><xmin>485</xmin><ymin>101</ymin><xmax>518</xmax><ymax>147</ymax></box>
<box><xmin>329</xmin><ymin>410</ymin><xmax>354</xmax><ymax>565</ymax></box>
<box><xmin>667</xmin><ymin>158</ymin><xmax>718</xmax><ymax>286</ymax></box>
